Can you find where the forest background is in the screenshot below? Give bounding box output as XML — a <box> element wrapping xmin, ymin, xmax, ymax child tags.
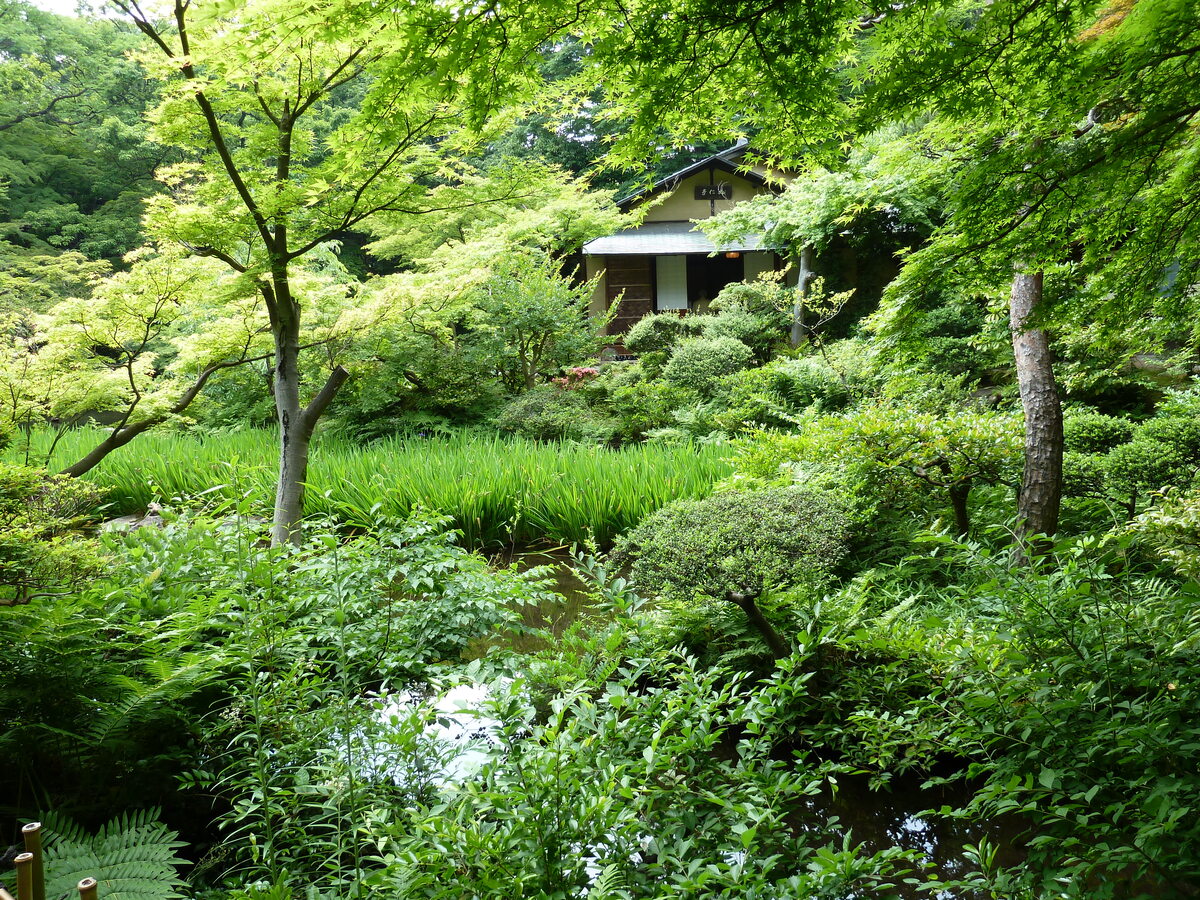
<box><xmin>2</xmin><ymin>0</ymin><xmax>1200</xmax><ymax>898</ymax></box>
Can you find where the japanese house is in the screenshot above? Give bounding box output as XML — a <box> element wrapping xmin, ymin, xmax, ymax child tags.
<box><xmin>582</xmin><ymin>141</ymin><xmax>792</xmax><ymax>336</ymax></box>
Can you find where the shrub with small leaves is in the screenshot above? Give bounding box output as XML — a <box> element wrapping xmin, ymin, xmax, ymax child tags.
<box><xmin>1063</xmin><ymin>409</ymin><xmax>1135</xmax><ymax>454</ymax></box>
<box><xmin>0</xmin><ymin>463</ymin><xmax>106</xmax><ymax>605</ymax></box>
<box><xmin>616</xmin><ymin>487</ymin><xmax>850</xmax><ymax>603</ymax></box>
<box><xmin>703</xmin><ymin>284</ymin><xmax>791</xmax><ymax>362</ymax></box>
<box><xmin>622</xmin><ymin>311</ymin><xmax>701</xmax><ymax>355</ymax></box>
<box><xmin>494</xmin><ymin>385</ymin><xmax>615</xmax><ymax>443</ymax></box>
<box><xmin>1105</xmin><ymin>414</ymin><xmax>1200</xmax><ymax>498</ymax></box>
<box><xmin>661</xmin><ymin>335</ymin><xmax>755</xmax><ymax>396</ymax></box>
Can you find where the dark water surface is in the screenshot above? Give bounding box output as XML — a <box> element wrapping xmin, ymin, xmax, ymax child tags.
<box><xmin>488</xmin><ymin>547</ymin><xmax>608</xmax><ymax>651</ymax></box>
<box><xmin>802</xmin><ymin>775</ymin><xmax>1027</xmax><ymax>896</ymax></box>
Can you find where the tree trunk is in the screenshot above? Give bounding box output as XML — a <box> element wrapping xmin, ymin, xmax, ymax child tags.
<box><xmin>269</xmin><ymin>294</ymin><xmax>349</xmax><ymax>546</ymax></box>
<box><xmin>948</xmin><ymin>481</ymin><xmax>971</xmax><ymax>537</ymax></box>
<box><xmin>272</xmin><ymin>307</ymin><xmax>308</xmax><ymax>546</ymax></box>
<box><xmin>1009</xmin><ymin>267</ymin><xmax>1063</xmax><ymax>553</ymax></box>
<box><xmin>790</xmin><ymin>245</ymin><xmax>815</xmax><ymax>348</ymax></box>
<box><xmin>728</xmin><ymin>591</ymin><xmax>791</xmax><ymax>659</ymax></box>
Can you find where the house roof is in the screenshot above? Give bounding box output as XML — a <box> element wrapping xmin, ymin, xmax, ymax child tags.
<box><xmin>616</xmin><ymin>139</ymin><xmax>767</xmax><ymax>210</ymax></box>
<box><xmin>584</xmin><ymin>141</ymin><xmax>785</xmax><ymax>256</ymax></box>
<box><xmin>582</xmin><ymin>220</ymin><xmax>769</xmax><ymax>256</ymax></box>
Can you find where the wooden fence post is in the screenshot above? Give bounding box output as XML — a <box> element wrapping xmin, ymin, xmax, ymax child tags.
<box><xmin>21</xmin><ymin>822</ymin><xmax>45</xmax><ymax>900</ymax></box>
<box><xmin>13</xmin><ymin>854</ymin><xmax>33</xmax><ymax>900</ymax></box>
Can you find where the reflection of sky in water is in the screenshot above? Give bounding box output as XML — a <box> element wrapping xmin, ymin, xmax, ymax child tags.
<box><xmin>376</xmin><ymin>680</ymin><xmax>507</xmax><ymax>783</ymax></box>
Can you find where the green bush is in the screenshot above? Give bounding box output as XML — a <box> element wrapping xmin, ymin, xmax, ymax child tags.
<box><xmin>1105</xmin><ymin>414</ymin><xmax>1200</xmax><ymax>497</ymax></box>
<box><xmin>731</xmin><ymin>401</ymin><xmax>1020</xmax><ymax>537</ymax></box>
<box><xmin>769</xmin><ymin>356</ymin><xmax>858</xmax><ymax>411</ymax></box>
<box><xmin>1062</xmin><ymin>450</ymin><xmax>1110</xmax><ymax>499</ymax></box>
<box><xmin>1063</xmin><ymin>409</ymin><xmax>1135</xmax><ymax>453</ymax></box>
<box><xmin>939</xmin><ymin>537</ymin><xmax>1200</xmax><ymax>893</ymax></box>
<box><xmin>661</xmin><ymin>335</ymin><xmax>755</xmax><ymax>396</ymax></box>
<box><xmin>622</xmin><ymin>312</ymin><xmax>701</xmax><ymax>355</ymax></box>
<box><xmin>616</xmin><ymin>486</ymin><xmax>850</xmax><ymax>657</ymax></box>
<box><xmin>702</xmin><ymin>295</ymin><xmax>790</xmax><ymax>363</ymax></box>
<box><xmin>494</xmin><ymin>385</ymin><xmax>615</xmax><ymax>443</ymax></box>
<box><xmin>388</xmin><ymin>651</ymin><xmax>917</xmax><ymax>897</ymax></box>
<box><xmin>607</xmin><ymin>377</ymin><xmax>691</xmax><ymax>442</ymax></box>
<box><xmin>327</xmin><ymin>332</ymin><xmax>504</xmax><ymax>440</ymax></box>
<box><xmin>0</xmin><ymin>463</ymin><xmax>106</xmax><ymax>605</ymax></box>
<box><xmin>470</xmin><ymin>252</ymin><xmax>606</xmax><ymax>391</ymax></box>
<box><xmin>708</xmin><ymin>352</ymin><xmax>870</xmax><ymax>434</ymax></box>
<box><xmin>617</xmin><ymin>487</ymin><xmax>850</xmax><ymax>603</ymax></box>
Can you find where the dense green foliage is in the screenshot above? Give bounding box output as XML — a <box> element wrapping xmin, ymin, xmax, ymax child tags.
<box><xmin>618</xmin><ymin>487</ymin><xmax>849</xmax><ymax>602</ymax></box>
<box><xmin>7</xmin><ymin>428</ymin><xmax>730</xmax><ymax>547</ymax></box>
<box><xmin>0</xmin><ymin>462</ymin><xmax>104</xmax><ymax>604</ymax></box>
<box><xmin>0</xmin><ymin>2</ymin><xmax>162</xmax><ymax>267</ymax></box>
<box><xmin>4</xmin><ymin>0</ymin><xmax>1200</xmax><ymax>896</ymax></box>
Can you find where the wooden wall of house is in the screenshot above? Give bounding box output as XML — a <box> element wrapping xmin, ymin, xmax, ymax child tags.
<box><xmin>603</xmin><ymin>256</ymin><xmax>654</xmax><ymax>335</ymax></box>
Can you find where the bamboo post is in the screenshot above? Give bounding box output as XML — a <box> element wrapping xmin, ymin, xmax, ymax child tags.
<box><xmin>1</xmin><ymin>886</ymin><xmax>16</xmax><ymax>900</ymax></box>
<box><xmin>13</xmin><ymin>853</ymin><xmax>33</xmax><ymax>900</ymax></box>
<box><xmin>77</xmin><ymin>878</ymin><xmax>98</xmax><ymax>900</ymax></box>
<box><xmin>21</xmin><ymin>822</ymin><xmax>45</xmax><ymax>900</ymax></box>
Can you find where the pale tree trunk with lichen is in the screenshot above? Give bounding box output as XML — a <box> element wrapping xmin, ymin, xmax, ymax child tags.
<box><xmin>1010</xmin><ymin>267</ymin><xmax>1063</xmax><ymax>556</ymax></box>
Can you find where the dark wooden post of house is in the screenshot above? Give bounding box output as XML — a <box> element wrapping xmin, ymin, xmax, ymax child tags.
<box><xmin>791</xmin><ymin>245</ymin><xmax>815</xmax><ymax>348</ymax></box>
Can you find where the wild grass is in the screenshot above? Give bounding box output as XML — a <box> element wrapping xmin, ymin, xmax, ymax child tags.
<box><xmin>11</xmin><ymin>428</ymin><xmax>731</xmax><ymax>548</ymax></box>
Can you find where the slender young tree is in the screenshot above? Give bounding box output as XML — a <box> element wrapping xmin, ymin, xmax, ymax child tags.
<box><xmin>111</xmin><ymin>0</ymin><xmax>573</xmax><ymax>543</ymax></box>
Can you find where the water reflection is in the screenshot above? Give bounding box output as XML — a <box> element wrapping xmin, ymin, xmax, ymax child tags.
<box><xmin>795</xmin><ymin>776</ymin><xmax>1027</xmax><ymax>897</ymax></box>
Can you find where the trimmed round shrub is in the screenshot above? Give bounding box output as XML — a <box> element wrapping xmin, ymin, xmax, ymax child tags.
<box><xmin>1063</xmin><ymin>409</ymin><xmax>1135</xmax><ymax>454</ymax></box>
<box><xmin>1062</xmin><ymin>451</ymin><xmax>1109</xmax><ymax>498</ymax></box>
<box><xmin>615</xmin><ymin>487</ymin><xmax>850</xmax><ymax>602</ymax></box>
<box><xmin>701</xmin><ymin>304</ymin><xmax>789</xmax><ymax>363</ymax></box>
<box><xmin>661</xmin><ymin>336</ymin><xmax>755</xmax><ymax>396</ymax></box>
<box><xmin>495</xmin><ymin>386</ymin><xmax>614</xmax><ymax>443</ymax></box>
<box><xmin>623</xmin><ymin>313</ymin><xmax>703</xmax><ymax>355</ymax></box>
<box><xmin>1105</xmin><ymin>415</ymin><xmax>1200</xmax><ymax>495</ymax></box>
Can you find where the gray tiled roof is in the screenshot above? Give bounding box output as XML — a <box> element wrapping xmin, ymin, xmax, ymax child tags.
<box><xmin>583</xmin><ymin>221</ymin><xmax>768</xmax><ymax>256</ymax></box>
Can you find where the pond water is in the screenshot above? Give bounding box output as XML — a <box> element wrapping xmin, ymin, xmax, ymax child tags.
<box><xmin>484</xmin><ymin>547</ymin><xmax>613</xmax><ymax>652</ymax></box>
<box><xmin>798</xmin><ymin>775</ymin><xmax>1027</xmax><ymax>896</ymax></box>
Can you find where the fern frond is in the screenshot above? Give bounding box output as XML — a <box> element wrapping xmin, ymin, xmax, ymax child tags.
<box><xmin>83</xmin><ymin>655</ymin><xmax>214</xmax><ymax>749</ymax></box>
<box><xmin>41</xmin><ymin>809</ymin><xmax>186</xmax><ymax>900</ymax></box>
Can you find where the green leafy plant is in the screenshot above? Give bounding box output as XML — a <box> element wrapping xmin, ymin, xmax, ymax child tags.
<box><xmin>494</xmin><ymin>385</ymin><xmax>615</xmax><ymax>444</ymax></box>
<box><xmin>661</xmin><ymin>336</ymin><xmax>755</xmax><ymax>397</ymax></box>
<box><xmin>10</xmin><ymin>428</ymin><xmax>729</xmax><ymax>548</ymax></box>
<box><xmin>0</xmin><ymin>463</ymin><xmax>105</xmax><ymax>605</ymax></box>
<box><xmin>384</xmin><ymin>651</ymin><xmax>919</xmax><ymax>898</ymax></box>
<box><xmin>621</xmin><ymin>311</ymin><xmax>701</xmax><ymax>356</ymax></box>
<box><xmin>734</xmin><ymin>400</ymin><xmax>1021</xmax><ymax>536</ymax></box>
<box><xmin>39</xmin><ymin>809</ymin><xmax>187</xmax><ymax>900</ymax></box>
<box><xmin>471</xmin><ymin>251</ymin><xmax>607</xmax><ymax>391</ymax></box>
